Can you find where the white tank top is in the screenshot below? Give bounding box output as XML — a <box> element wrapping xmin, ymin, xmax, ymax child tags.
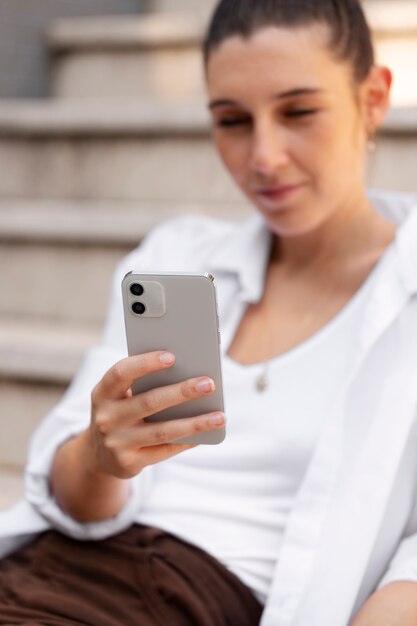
<box><xmin>137</xmin><ymin>270</ymin><xmax>377</xmax><ymax>604</ymax></box>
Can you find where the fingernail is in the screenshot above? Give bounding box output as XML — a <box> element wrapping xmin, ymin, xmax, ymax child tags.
<box><xmin>210</xmin><ymin>412</ymin><xmax>225</xmax><ymax>426</ymax></box>
<box><xmin>196</xmin><ymin>378</ymin><xmax>215</xmax><ymax>393</ymax></box>
<box><xmin>159</xmin><ymin>352</ymin><xmax>175</xmax><ymax>365</ymax></box>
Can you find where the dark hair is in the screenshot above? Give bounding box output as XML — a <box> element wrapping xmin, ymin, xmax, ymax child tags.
<box><xmin>203</xmin><ymin>0</ymin><xmax>375</xmax><ymax>84</ymax></box>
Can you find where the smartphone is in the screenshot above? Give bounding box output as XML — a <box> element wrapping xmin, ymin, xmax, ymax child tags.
<box><xmin>122</xmin><ymin>271</ymin><xmax>225</xmax><ymax>445</ymax></box>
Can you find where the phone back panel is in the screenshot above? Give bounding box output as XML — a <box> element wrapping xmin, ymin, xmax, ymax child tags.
<box><xmin>122</xmin><ymin>272</ymin><xmax>225</xmax><ymax>445</ymax></box>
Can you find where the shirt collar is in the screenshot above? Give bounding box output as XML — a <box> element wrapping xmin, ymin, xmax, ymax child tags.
<box><xmin>208</xmin><ymin>212</ymin><xmax>273</xmax><ymax>303</ymax></box>
<box><xmin>208</xmin><ymin>189</ymin><xmax>417</xmax><ymax>302</ymax></box>
<box><xmin>395</xmin><ymin>204</ymin><xmax>417</xmax><ymax>294</ymax></box>
<box><xmin>368</xmin><ymin>188</ymin><xmax>417</xmax><ymax>295</ymax></box>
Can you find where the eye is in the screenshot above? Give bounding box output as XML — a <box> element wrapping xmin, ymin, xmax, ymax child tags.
<box><xmin>215</xmin><ymin>116</ymin><xmax>251</xmax><ymax>128</ymax></box>
<box><xmin>285</xmin><ymin>109</ymin><xmax>317</xmax><ymax>118</ymax></box>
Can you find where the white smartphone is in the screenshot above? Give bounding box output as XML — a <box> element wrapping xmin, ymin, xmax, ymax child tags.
<box><xmin>121</xmin><ymin>271</ymin><xmax>225</xmax><ymax>445</ymax></box>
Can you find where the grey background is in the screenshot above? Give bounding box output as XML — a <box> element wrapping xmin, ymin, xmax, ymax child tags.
<box><xmin>0</xmin><ymin>0</ymin><xmax>148</xmax><ymax>99</ymax></box>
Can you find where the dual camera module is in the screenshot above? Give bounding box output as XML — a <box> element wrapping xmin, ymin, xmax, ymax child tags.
<box><xmin>130</xmin><ymin>283</ymin><xmax>146</xmax><ymax>315</ymax></box>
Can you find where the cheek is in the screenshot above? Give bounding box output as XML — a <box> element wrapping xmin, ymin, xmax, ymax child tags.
<box><xmin>322</xmin><ymin>108</ymin><xmax>363</xmax><ymax>160</ymax></box>
<box><xmin>213</xmin><ymin>134</ymin><xmax>250</xmax><ymax>185</ymax></box>
<box><xmin>304</xmin><ymin>121</ymin><xmax>363</xmax><ymax>203</ymax></box>
<box><xmin>298</xmin><ymin>119</ymin><xmax>353</xmax><ymax>179</ymax></box>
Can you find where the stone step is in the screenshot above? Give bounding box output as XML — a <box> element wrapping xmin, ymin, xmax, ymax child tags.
<box><xmin>47</xmin><ymin>3</ymin><xmax>417</xmax><ymax>106</ymax></box>
<box><xmin>0</xmin><ymin>101</ymin><xmax>416</xmax><ymax>201</ymax></box>
<box><xmin>152</xmin><ymin>0</ymin><xmax>215</xmax><ymax>16</ymax></box>
<box><xmin>372</xmin><ymin>107</ymin><xmax>417</xmax><ymax>192</ymax></box>
<box><xmin>0</xmin><ymin>319</ymin><xmax>100</xmax><ymax>384</ymax></box>
<box><xmin>365</xmin><ymin>1</ymin><xmax>417</xmax><ymax>107</ymax></box>
<box><xmin>0</xmin><ymin>379</ymin><xmax>60</xmax><ymax>471</ymax></box>
<box><xmin>366</xmin><ymin>0</ymin><xmax>417</xmax><ymax>32</ymax></box>
<box><xmin>0</xmin><ymin>467</ymin><xmax>24</xmax><ymax>511</ymax></box>
<box><xmin>0</xmin><ymin>199</ymin><xmax>249</xmax><ymax>245</ymax></box>
<box><xmin>0</xmin><ymin>100</ymin><xmax>243</xmax><ymax>203</ymax></box>
<box><xmin>0</xmin><ymin>199</ymin><xmax>249</xmax><ymax>324</ymax></box>
<box><xmin>48</xmin><ymin>13</ymin><xmax>206</xmax><ymax>102</ymax></box>
<box><xmin>0</xmin><ymin>319</ymin><xmax>99</xmax><ymax>468</ymax></box>
<box><xmin>0</xmin><ymin>236</ymin><xmax>126</xmax><ymax>325</ymax></box>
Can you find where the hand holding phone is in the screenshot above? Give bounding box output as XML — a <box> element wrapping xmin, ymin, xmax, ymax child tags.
<box><xmin>121</xmin><ymin>272</ymin><xmax>225</xmax><ymax>446</ymax></box>
<box><xmin>88</xmin><ymin>350</ymin><xmax>226</xmax><ymax>480</ymax></box>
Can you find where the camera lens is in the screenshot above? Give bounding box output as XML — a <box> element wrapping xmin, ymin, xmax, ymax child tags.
<box><xmin>132</xmin><ymin>302</ymin><xmax>146</xmax><ymax>315</ymax></box>
<box><xmin>130</xmin><ymin>283</ymin><xmax>144</xmax><ymax>296</ymax></box>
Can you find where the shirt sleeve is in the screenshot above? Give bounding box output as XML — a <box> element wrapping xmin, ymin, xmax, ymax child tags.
<box><xmin>377</xmin><ymin>413</ymin><xmax>417</xmax><ymax>590</ymax></box>
<box><xmin>377</xmin><ymin>476</ymin><xmax>417</xmax><ymax>589</ymax></box>
<box><xmin>377</xmin><ymin>533</ymin><xmax>417</xmax><ymax>588</ymax></box>
<box><xmin>23</xmin><ymin>219</ymin><xmax>182</xmax><ymax>540</ymax></box>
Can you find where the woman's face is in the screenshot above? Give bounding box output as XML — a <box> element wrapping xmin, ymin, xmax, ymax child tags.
<box><xmin>206</xmin><ymin>25</ymin><xmax>384</xmax><ymax>237</ymax></box>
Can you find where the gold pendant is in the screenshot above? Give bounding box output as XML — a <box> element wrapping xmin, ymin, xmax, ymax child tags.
<box><xmin>256</xmin><ymin>373</ymin><xmax>268</xmax><ymax>392</ymax></box>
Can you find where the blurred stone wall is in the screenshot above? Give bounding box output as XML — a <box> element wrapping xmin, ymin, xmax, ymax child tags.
<box><xmin>0</xmin><ymin>0</ymin><xmax>147</xmax><ymax>98</ymax></box>
<box><xmin>152</xmin><ymin>0</ymin><xmax>216</xmax><ymax>16</ymax></box>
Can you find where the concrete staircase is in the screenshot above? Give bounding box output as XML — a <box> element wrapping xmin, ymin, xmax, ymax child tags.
<box><xmin>48</xmin><ymin>14</ymin><xmax>207</xmax><ymax>102</ymax></box>
<box><xmin>1</xmin><ymin>0</ymin><xmax>416</xmax><ymax>510</ymax></box>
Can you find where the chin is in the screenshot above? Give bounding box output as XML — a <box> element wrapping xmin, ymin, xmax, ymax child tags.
<box><xmin>260</xmin><ymin>209</ymin><xmax>325</xmax><ymax>238</ymax></box>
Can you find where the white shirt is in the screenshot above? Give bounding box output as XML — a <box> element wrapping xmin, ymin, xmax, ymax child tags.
<box><xmin>1</xmin><ymin>188</ymin><xmax>417</xmax><ymax>626</ymax></box>
<box><xmin>138</xmin><ymin>253</ymin><xmax>382</xmax><ymax>605</ymax></box>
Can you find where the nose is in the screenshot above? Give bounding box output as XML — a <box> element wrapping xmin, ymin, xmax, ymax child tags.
<box><xmin>249</xmin><ymin>120</ymin><xmax>290</xmax><ymax>177</ymax></box>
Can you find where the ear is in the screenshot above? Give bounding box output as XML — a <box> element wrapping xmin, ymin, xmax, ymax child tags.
<box><xmin>360</xmin><ymin>65</ymin><xmax>393</xmax><ymax>133</ymax></box>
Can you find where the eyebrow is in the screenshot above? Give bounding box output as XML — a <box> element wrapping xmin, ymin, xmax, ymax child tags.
<box><xmin>208</xmin><ymin>88</ymin><xmax>325</xmax><ymax>110</ymax></box>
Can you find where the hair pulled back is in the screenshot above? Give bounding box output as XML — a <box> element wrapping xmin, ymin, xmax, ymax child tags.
<box><xmin>203</xmin><ymin>0</ymin><xmax>375</xmax><ymax>84</ymax></box>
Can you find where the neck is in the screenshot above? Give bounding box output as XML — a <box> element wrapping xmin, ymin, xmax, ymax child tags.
<box><xmin>270</xmin><ymin>192</ymin><xmax>395</xmax><ymax>272</ymax></box>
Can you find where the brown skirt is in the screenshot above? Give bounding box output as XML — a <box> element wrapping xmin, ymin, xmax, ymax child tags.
<box><xmin>0</xmin><ymin>524</ymin><xmax>263</xmax><ymax>626</ymax></box>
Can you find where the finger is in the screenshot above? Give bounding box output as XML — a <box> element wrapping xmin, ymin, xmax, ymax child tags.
<box><xmin>93</xmin><ymin>351</ymin><xmax>175</xmax><ymax>401</ymax></box>
<box><xmin>137</xmin><ymin>442</ymin><xmax>199</xmax><ymax>467</ymax></box>
<box><xmin>113</xmin><ymin>376</ymin><xmax>216</xmax><ymax>427</ymax></box>
<box><xmin>120</xmin><ymin>411</ymin><xmax>226</xmax><ymax>448</ymax></box>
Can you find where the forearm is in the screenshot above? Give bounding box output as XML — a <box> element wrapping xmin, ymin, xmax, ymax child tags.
<box><xmin>350</xmin><ymin>582</ymin><xmax>417</xmax><ymax>626</ymax></box>
<box><xmin>50</xmin><ymin>429</ymin><xmax>131</xmax><ymax>523</ymax></box>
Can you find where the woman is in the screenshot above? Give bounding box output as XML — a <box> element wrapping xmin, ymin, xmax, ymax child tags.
<box><xmin>1</xmin><ymin>0</ymin><xmax>417</xmax><ymax>624</ymax></box>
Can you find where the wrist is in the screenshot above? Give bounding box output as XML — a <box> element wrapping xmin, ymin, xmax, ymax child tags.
<box><xmin>79</xmin><ymin>427</ymin><xmax>112</xmax><ymax>480</ymax></box>
<box><xmin>52</xmin><ymin>428</ymin><xmax>132</xmax><ymax>523</ymax></box>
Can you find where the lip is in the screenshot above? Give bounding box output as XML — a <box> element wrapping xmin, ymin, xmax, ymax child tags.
<box><xmin>256</xmin><ymin>183</ymin><xmax>305</xmax><ymax>198</ymax></box>
<box><xmin>253</xmin><ymin>182</ymin><xmax>306</xmax><ymax>208</ymax></box>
